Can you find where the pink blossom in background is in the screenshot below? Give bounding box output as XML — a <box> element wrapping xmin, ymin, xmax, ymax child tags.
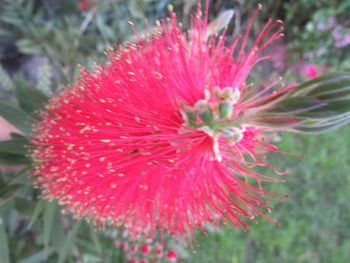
<box><xmin>78</xmin><ymin>0</ymin><xmax>96</xmax><ymax>12</ymax></box>
<box><xmin>31</xmin><ymin>2</ymin><xmax>292</xmax><ymax>242</ymax></box>
<box><xmin>166</xmin><ymin>250</ymin><xmax>177</xmax><ymax>262</ymax></box>
<box><xmin>303</xmin><ymin>63</ymin><xmax>327</xmax><ymax>79</ymax></box>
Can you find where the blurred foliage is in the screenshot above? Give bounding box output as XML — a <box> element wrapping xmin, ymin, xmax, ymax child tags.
<box><xmin>0</xmin><ymin>0</ymin><xmax>350</xmax><ymax>262</ymax></box>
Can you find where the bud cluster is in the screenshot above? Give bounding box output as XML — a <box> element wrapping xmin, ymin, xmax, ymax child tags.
<box><xmin>113</xmin><ymin>229</ymin><xmax>182</xmax><ymax>263</ymax></box>
<box><xmin>181</xmin><ymin>86</ymin><xmax>245</xmax><ymax>161</ymax></box>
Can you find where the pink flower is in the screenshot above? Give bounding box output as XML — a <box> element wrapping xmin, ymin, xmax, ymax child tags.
<box><xmin>155</xmin><ymin>249</ymin><xmax>163</xmax><ymax>258</ymax></box>
<box><xmin>78</xmin><ymin>0</ymin><xmax>95</xmax><ymax>12</ymax></box>
<box><xmin>303</xmin><ymin>63</ymin><xmax>326</xmax><ymax>79</ymax></box>
<box><xmin>31</xmin><ymin>3</ymin><xmax>288</xmax><ymax>240</ymax></box>
<box><xmin>121</xmin><ymin>242</ymin><xmax>128</xmax><ymax>252</ymax></box>
<box><xmin>141</xmin><ymin>244</ymin><xmax>151</xmax><ymax>254</ymax></box>
<box><xmin>130</xmin><ymin>244</ymin><xmax>138</xmax><ymax>253</ymax></box>
<box><xmin>166</xmin><ymin>250</ymin><xmax>177</xmax><ymax>262</ymax></box>
<box><xmin>304</xmin><ymin>64</ymin><xmax>319</xmax><ymax>79</ymax></box>
<box><xmin>113</xmin><ymin>240</ymin><xmax>120</xmax><ymax>248</ymax></box>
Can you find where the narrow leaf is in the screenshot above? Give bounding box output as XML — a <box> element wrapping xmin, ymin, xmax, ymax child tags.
<box><xmin>28</xmin><ymin>199</ymin><xmax>46</xmax><ymax>228</ymax></box>
<box><xmin>0</xmin><ymin>100</ymin><xmax>32</xmax><ymax>134</ymax></box>
<box><xmin>58</xmin><ymin>221</ymin><xmax>82</xmax><ymax>263</ymax></box>
<box><xmin>297</xmin><ymin>99</ymin><xmax>350</xmax><ymax>119</ymax></box>
<box><xmin>15</xmin><ymin>74</ymin><xmax>49</xmax><ymax>114</ymax></box>
<box><xmin>0</xmin><ymin>218</ymin><xmax>10</xmax><ymax>263</ymax></box>
<box><xmin>307</xmin><ymin>74</ymin><xmax>350</xmax><ymax>97</ymax></box>
<box><xmin>18</xmin><ymin>247</ymin><xmax>55</xmax><ymax>263</ymax></box>
<box><xmin>267</xmin><ymin>97</ymin><xmax>326</xmax><ymax>114</ymax></box>
<box><xmin>0</xmin><ymin>153</ymin><xmax>31</xmax><ymax>165</ymax></box>
<box><xmin>247</xmin><ymin>116</ymin><xmax>305</xmax><ymax>129</ymax></box>
<box><xmin>43</xmin><ymin>202</ymin><xmax>57</xmax><ymax>251</ymax></box>
<box><xmin>0</xmin><ymin>183</ymin><xmax>23</xmax><ymax>198</ymax></box>
<box><xmin>0</xmin><ymin>137</ymin><xmax>28</xmax><ymax>155</ymax></box>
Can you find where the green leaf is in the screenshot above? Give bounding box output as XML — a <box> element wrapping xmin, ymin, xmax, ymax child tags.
<box><xmin>18</xmin><ymin>247</ymin><xmax>55</xmax><ymax>263</ymax></box>
<box><xmin>14</xmin><ymin>74</ymin><xmax>49</xmax><ymax>114</ymax></box>
<box><xmin>0</xmin><ymin>15</ymin><xmax>22</xmax><ymax>26</ymax></box>
<box><xmin>297</xmin><ymin>100</ymin><xmax>350</xmax><ymax>119</ymax></box>
<box><xmin>293</xmin><ymin>119</ymin><xmax>350</xmax><ymax>134</ymax></box>
<box><xmin>43</xmin><ymin>202</ymin><xmax>57</xmax><ymax>251</ymax></box>
<box><xmin>247</xmin><ymin>116</ymin><xmax>305</xmax><ymax>129</ymax></box>
<box><xmin>0</xmin><ymin>137</ymin><xmax>28</xmax><ymax>155</ymax></box>
<box><xmin>291</xmin><ymin>73</ymin><xmax>350</xmax><ymax>98</ymax></box>
<box><xmin>28</xmin><ymin>199</ymin><xmax>46</xmax><ymax>229</ymax></box>
<box><xmin>16</xmin><ymin>39</ymin><xmax>42</xmax><ymax>55</ymax></box>
<box><xmin>89</xmin><ymin>223</ymin><xmax>102</xmax><ymax>255</ymax></box>
<box><xmin>0</xmin><ymin>99</ymin><xmax>32</xmax><ymax>134</ymax></box>
<box><xmin>0</xmin><ymin>183</ymin><xmax>23</xmax><ymax>199</ymax></box>
<box><xmin>58</xmin><ymin>221</ymin><xmax>82</xmax><ymax>263</ymax></box>
<box><xmin>267</xmin><ymin>97</ymin><xmax>326</xmax><ymax>115</ymax></box>
<box><xmin>307</xmin><ymin>74</ymin><xmax>350</xmax><ymax>97</ymax></box>
<box><xmin>51</xmin><ymin>209</ymin><xmax>66</xmax><ymax>252</ymax></box>
<box><xmin>15</xmin><ymin>198</ymin><xmax>37</xmax><ymax>216</ymax></box>
<box><xmin>0</xmin><ymin>153</ymin><xmax>31</xmax><ymax>165</ymax></box>
<box><xmin>0</xmin><ymin>217</ymin><xmax>10</xmax><ymax>263</ymax></box>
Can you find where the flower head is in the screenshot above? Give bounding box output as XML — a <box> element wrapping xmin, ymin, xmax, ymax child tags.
<box><xmin>31</xmin><ymin>3</ymin><xmax>289</xmax><ymax>240</ymax></box>
<box><xmin>166</xmin><ymin>250</ymin><xmax>177</xmax><ymax>262</ymax></box>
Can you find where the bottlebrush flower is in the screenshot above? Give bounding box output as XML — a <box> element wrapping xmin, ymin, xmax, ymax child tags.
<box><xmin>30</xmin><ymin>1</ymin><xmax>350</xmax><ymax>242</ymax></box>
<box><xmin>30</xmin><ymin>2</ymin><xmax>287</xmax><ymax>239</ymax></box>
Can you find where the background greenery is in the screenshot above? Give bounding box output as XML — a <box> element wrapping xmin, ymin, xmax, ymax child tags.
<box><xmin>0</xmin><ymin>0</ymin><xmax>349</xmax><ymax>262</ymax></box>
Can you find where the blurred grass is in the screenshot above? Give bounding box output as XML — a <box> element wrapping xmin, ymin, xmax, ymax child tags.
<box><xmin>191</xmin><ymin>125</ymin><xmax>350</xmax><ymax>263</ymax></box>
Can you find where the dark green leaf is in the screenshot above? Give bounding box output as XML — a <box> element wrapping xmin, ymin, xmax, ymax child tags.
<box><xmin>307</xmin><ymin>74</ymin><xmax>350</xmax><ymax>97</ymax></box>
<box><xmin>0</xmin><ymin>153</ymin><xmax>31</xmax><ymax>165</ymax></box>
<box><xmin>0</xmin><ymin>183</ymin><xmax>23</xmax><ymax>199</ymax></box>
<box><xmin>291</xmin><ymin>72</ymin><xmax>345</xmax><ymax>96</ymax></box>
<box><xmin>267</xmin><ymin>97</ymin><xmax>326</xmax><ymax>114</ymax></box>
<box><xmin>15</xmin><ymin>75</ymin><xmax>49</xmax><ymax>114</ymax></box>
<box><xmin>0</xmin><ymin>137</ymin><xmax>28</xmax><ymax>155</ymax></box>
<box><xmin>15</xmin><ymin>198</ymin><xmax>37</xmax><ymax>216</ymax></box>
<box><xmin>297</xmin><ymin>100</ymin><xmax>350</xmax><ymax>119</ymax></box>
<box><xmin>0</xmin><ymin>99</ymin><xmax>32</xmax><ymax>134</ymax></box>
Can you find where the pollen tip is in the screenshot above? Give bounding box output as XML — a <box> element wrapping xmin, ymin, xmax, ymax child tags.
<box><xmin>257</xmin><ymin>3</ymin><xmax>262</xmax><ymax>10</ymax></box>
<box><xmin>167</xmin><ymin>4</ymin><xmax>174</xmax><ymax>12</ymax></box>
